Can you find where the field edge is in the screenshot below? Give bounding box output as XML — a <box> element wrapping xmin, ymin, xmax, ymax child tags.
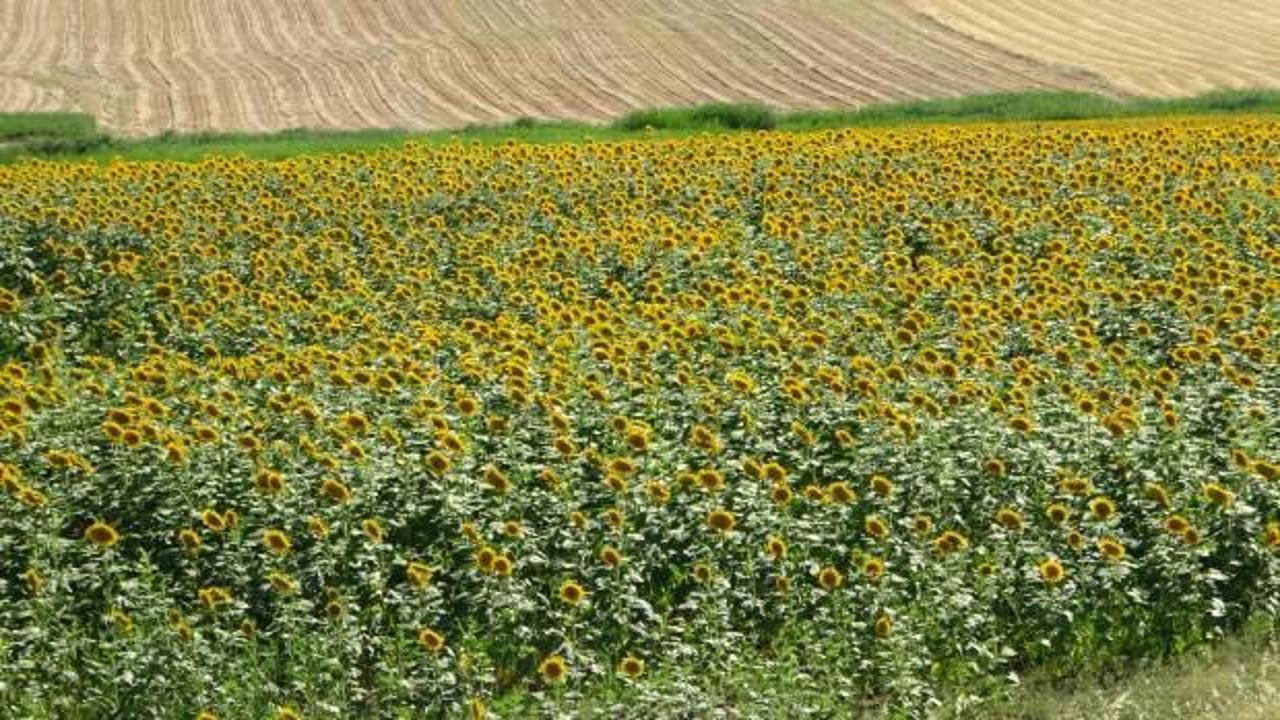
<box><xmin>3</xmin><ymin>89</ymin><xmax>1280</xmax><ymax>164</ymax></box>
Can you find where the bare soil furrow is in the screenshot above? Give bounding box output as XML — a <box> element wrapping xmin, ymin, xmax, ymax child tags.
<box><xmin>565</xmin><ymin>0</ymin><xmax>703</xmax><ymax>106</ymax></box>
<box><xmin>259</xmin><ymin>0</ymin><xmax>363</xmax><ymax>129</ymax></box>
<box><xmin>906</xmin><ymin>0</ymin><xmax>1280</xmax><ymax>97</ymax></box>
<box><xmin>727</xmin><ymin>6</ymin><xmax>914</xmax><ymax>103</ymax></box>
<box><xmin>682</xmin><ymin>10</ymin><xmax>841</xmax><ymax>105</ymax></box>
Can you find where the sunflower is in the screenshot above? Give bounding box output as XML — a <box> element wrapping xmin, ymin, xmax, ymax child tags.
<box><xmin>912</xmin><ymin>514</ymin><xmax>933</xmax><ymax>534</ymax></box>
<box><xmin>826</xmin><ymin>481</ymin><xmax>856</xmax><ymax>504</ymax></box>
<box><xmin>1254</xmin><ymin>461</ymin><xmax>1280</xmax><ymax>482</ymax></box>
<box><xmin>873</xmin><ymin>614</ymin><xmax>893</xmax><ymax>638</ymax></box>
<box><xmin>697</xmin><ymin>468</ymin><xmax>725</xmax><ymax>492</ymax></box>
<box><xmin>319</xmin><ymin>478</ymin><xmax>353</xmax><ymax>504</ymax></box>
<box><xmin>1262</xmin><ymin>522</ymin><xmax>1280</xmax><ymax>550</ymax></box>
<box><xmin>197</xmin><ymin>586</ymin><xmax>232</xmax><ymax>610</ymax></box>
<box><xmin>607</xmin><ymin>457</ymin><xmax>637</xmax><ymax>476</ymax></box>
<box><xmin>101</xmin><ymin>421</ymin><xmax>124</xmax><ymax>442</ymax></box>
<box><xmin>474</xmin><ymin>546</ymin><xmax>497</xmax><ymax>573</ymax></box>
<box><xmin>618</xmin><ymin>655</ymin><xmax>645</xmax><ymax>678</ymax></box>
<box><xmin>338</xmin><ymin>411</ymin><xmax>370</xmax><ymax>435</ymax></box>
<box><xmin>995</xmin><ymin>507</ymin><xmax>1024</xmax><ymax>531</ymax></box>
<box><xmin>178</xmin><ymin>528</ymin><xmax>202</xmax><ymax>551</ymax></box>
<box><xmin>16</xmin><ymin>486</ymin><xmax>45</xmax><ymax>508</ymax></box>
<box><xmin>725</xmin><ymin>371</ymin><xmax>756</xmax><ymax>395</ymax></box>
<box><xmin>359</xmin><ymin>518</ymin><xmax>384</xmax><ymax>544</ymax></box>
<box><xmin>1164</xmin><ymin>514</ymin><xmax>1191</xmax><ymax>535</ymax></box>
<box><xmin>305</xmin><ymin>515</ymin><xmax>330</xmax><ymax>538</ymax></box>
<box><xmin>539</xmin><ymin>654</ymin><xmax>568</xmax><ymax>684</ymax></box>
<box><xmin>1202</xmin><ymin>483</ymin><xmax>1234</xmax><ymax>509</ymax></box>
<box><xmin>460</xmin><ymin>521</ymin><xmax>483</xmax><ymax>544</ymax></box>
<box><xmin>456</xmin><ymin>396</ymin><xmax>479</xmax><ymax>416</ymax></box>
<box><xmin>1096</xmin><ymin>536</ymin><xmax>1126</xmax><ymax>562</ymax></box>
<box><xmin>764</xmin><ymin>535</ymin><xmax>787</xmax><ymax>561</ymax></box>
<box><xmin>1045</xmin><ymin>503</ymin><xmax>1070</xmax><ymax>525</ymax></box>
<box><xmin>624</xmin><ymin>425</ymin><xmax>650</xmax><ymax>452</ymax></box>
<box><xmin>110</xmin><ymin>608</ymin><xmax>134</xmax><ymax>634</ymax></box>
<box><xmin>692</xmin><ymin>562</ymin><xmax>713</xmax><ymax>583</ymax></box>
<box><xmin>438</xmin><ymin>431</ymin><xmax>465</xmax><ymax>456</ymax></box>
<box><xmin>268</xmin><ymin>571</ymin><xmax>298</xmax><ymax>595</ymax></box>
<box><xmin>482</xmin><ymin>465</ymin><xmax>511</xmax><ymax>493</ymax></box>
<box><xmin>406</xmin><ymin>562</ymin><xmax>434</xmax><ymax>588</ymax></box>
<box><xmin>1038</xmin><ymin>557</ymin><xmax>1067</xmax><ymax>584</ymax></box>
<box><xmin>1088</xmin><ymin>496</ymin><xmax>1117</xmax><ymax>521</ymax></box>
<box><xmin>236</xmin><ymin>433</ymin><xmax>263</xmax><ymax>453</ymax></box>
<box><xmin>604</xmin><ymin>473</ymin><xmax>628</xmax><ymax>493</ymax></box>
<box><xmin>262</xmin><ymin>529</ymin><xmax>291</xmax><ymax>555</ymax></box>
<box><xmin>646</xmin><ymin>480</ymin><xmax>671</xmax><ymax>505</ymax></box>
<box><xmin>324</xmin><ymin>599</ymin><xmax>344</xmax><ymax>619</ymax></box>
<box><xmin>603</xmin><ymin>507</ymin><xmax>625</xmax><ymax>530</ymax></box>
<box><xmin>817</xmin><ymin>565</ymin><xmax>844</xmax><ymax>591</ymax></box>
<box><xmin>761</xmin><ymin>462</ymin><xmax>787</xmax><ymax>484</ymax></box>
<box><xmin>254</xmin><ymin>469</ymin><xmax>286</xmax><ymax>495</ymax></box>
<box><xmin>862</xmin><ymin>556</ymin><xmax>886</xmax><ymax>583</ymax></box>
<box><xmin>425</xmin><ymin>450</ymin><xmax>452</xmax><ymax>475</ymax></box>
<box><xmin>84</xmin><ymin>520</ymin><xmax>120</xmax><ymax>548</ymax></box>
<box><xmin>869</xmin><ymin>474</ymin><xmax>894</xmax><ymax>498</ymax></box>
<box><xmin>690</xmin><ymin>424</ymin><xmax>719</xmax><ymax>452</ymax></box>
<box><xmin>864</xmin><ymin>515</ymin><xmax>889</xmax><ymax>540</ymax></box>
<box><xmin>706</xmin><ymin>508</ymin><xmax>736</xmax><ymax>533</ymax></box>
<box><xmin>558</xmin><ymin>579</ymin><xmax>587</xmax><ymax>606</ymax></box>
<box><xmin>417</xmin><ymin>627</ymin><xmax>445</xmax><ymax>654</ymax></box>
<box><xmin>22</xmin><ymin>567</ymin><xmax>44</xmax><ymax>595</ymax></box>
<box><xmin>771</xmin><ymin>484</ymin><xmax>793</xmax><ymax>505</ymax></box>
<box><xmin>1009</xmin><ymin>415</ymin><xmax>1034</xmax><ymax>433</ymax></box>
<box><xmin>1058</xmin><ymin>474</ymin><xmax>1093</xmax><ymax>496</ymax></box>
<box><xmin>552</xmin><ymin>436</ymin><xmax>577</xmax><ymax>456</ymax></box>
<box><xmin>494</xmin><ymin>550</ymin><xmax>514</xmax><ymax>573</ymax></box>
<box><xmin>599</xmin><ymin>546</ymin><xmax>623</xmax><ymax>568</ymax></box>
<box><xmin>934</xmin><ymin>529</ymin><xmax>968</xmax><ymax>554</ymax></box>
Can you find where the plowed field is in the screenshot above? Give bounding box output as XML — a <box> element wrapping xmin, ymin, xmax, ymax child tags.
<box><xmin>3</xmin><ymin>0</ymin><xmax>1276</xmax><ymax>136</ymax></box>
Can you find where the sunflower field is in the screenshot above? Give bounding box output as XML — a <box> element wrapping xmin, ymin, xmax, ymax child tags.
<box><xmin>0</xmin><ymin>118</ymin><xmax>1278</xmax><ymax>718</ymax></box>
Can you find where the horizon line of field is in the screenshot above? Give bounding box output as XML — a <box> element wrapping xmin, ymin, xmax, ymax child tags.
<box><xmin>3</xmin><ymin>88</ymin><xmax>1280</xmax><ymax>163</ymax></box>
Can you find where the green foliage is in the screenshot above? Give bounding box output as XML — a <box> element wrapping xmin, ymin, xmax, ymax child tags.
<box><xmin>0</xmin><ymin>112</ymin><xmax>97</xmax><ymax>142</ymax></box>
<box><xmin>4</xmin><ymin>90</ymin><xmax>1280</xmax><ymax>164</ymax></box>
<box><xmin>1</xmin><ymin>111</ymin><xmax>1279</xmax><ymax>718</ymax></box>
<box><xmin>614</xmin><ymin>103</ymin><xmax>779</xmax><ymax>131</ymax></box>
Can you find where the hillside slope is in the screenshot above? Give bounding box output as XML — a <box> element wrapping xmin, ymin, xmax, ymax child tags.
<box><xmin>0</xmin><ymin>0</ymin><xmax>1276</xmax><ymax>136</ymax></box>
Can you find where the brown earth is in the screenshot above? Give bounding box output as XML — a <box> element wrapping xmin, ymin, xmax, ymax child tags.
<box><xmin>0</xmin><ymin>0</ymin><xmax>1276</xmax><ymax>136</ymax></box>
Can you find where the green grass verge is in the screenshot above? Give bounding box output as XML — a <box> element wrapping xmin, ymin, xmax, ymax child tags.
<box><xmin>972</xmin><ymin>619</ymin><xmax>1280</xmax><ymax>720</ymax></box>
<box><xmin>0</xmin><ymin>111</ymin><xmax>98</xmax><ymax>142</ymax></box>
<box><xmin>481</xmin><ymin>619</ymin><xmax>1280</xmax><ymax>719</ymax></box>
<box><xmin>2</xmin><ymin>89</ymin><xmax>1280</xmax><ymax>164</ymax></box>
